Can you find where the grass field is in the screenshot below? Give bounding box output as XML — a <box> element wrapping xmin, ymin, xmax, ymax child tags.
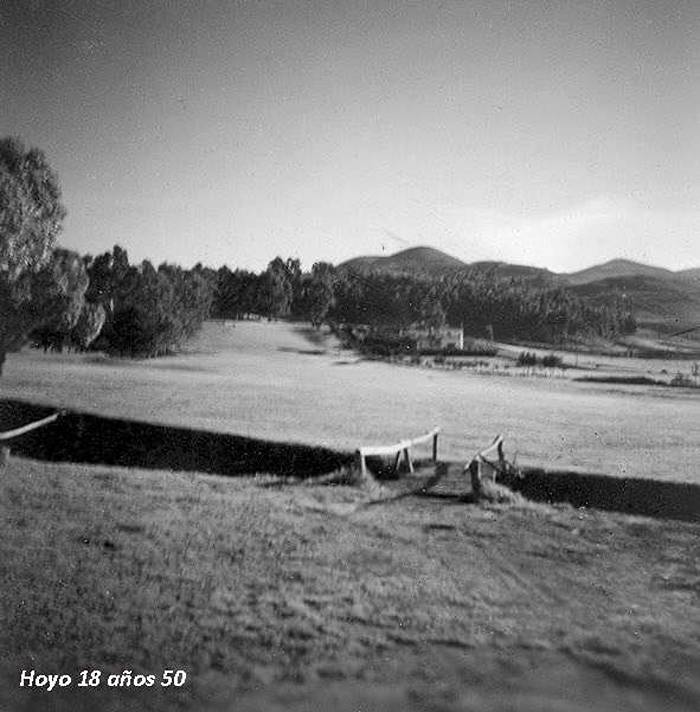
<box><xmin>2</xmin><ymin>319</ymin><xmax>699</xmax><ymax>482</ymax></box>
<box><xmin>2</xmin><ymin>320</ymin><xmax>699</xmax><ymax>711</ymax></box>
<box><xmin>2</xmin><ymin>458</ymin><xmax>699</xmax><ymax>712</ymax></box>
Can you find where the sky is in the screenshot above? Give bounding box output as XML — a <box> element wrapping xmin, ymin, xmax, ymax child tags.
<box><xmin>2</xmin><ymin>0</ymin><xmax>699</xmax><ymax>273</ymax></box>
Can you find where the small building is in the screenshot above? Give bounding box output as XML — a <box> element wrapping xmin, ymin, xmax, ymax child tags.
<box><xmin>414</xmin><ymin>326</ymin><xmax>464</xmax><ymax>352</ymax></box>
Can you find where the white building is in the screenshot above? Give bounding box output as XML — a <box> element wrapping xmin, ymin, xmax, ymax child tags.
<box><xmin>414</xmin><ymin>326</ymin><xmax>464</xmax><ymax>351</ymax></box>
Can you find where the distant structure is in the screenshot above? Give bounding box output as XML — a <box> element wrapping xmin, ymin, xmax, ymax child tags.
<box><xmin>413</xmin><ymin>326</ymin><xmax>464</xmax><ymax>351</ymax></box>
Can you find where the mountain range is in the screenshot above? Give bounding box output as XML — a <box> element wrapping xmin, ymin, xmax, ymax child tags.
<box><xmin>338</xmin><ymin>247</ymin><xmax>700</xmax><ymax>334</ymax></box>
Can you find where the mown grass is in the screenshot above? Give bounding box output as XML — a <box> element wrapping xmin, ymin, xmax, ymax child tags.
<box><xmin>2</xmin><ymin>457</ymin><xmax>699</xmax><ymax>711</ymax></box>
<box><xmin>3</xmin><ymin>320</ymin><xmax>700</xmax><ymax>483</ymax></box>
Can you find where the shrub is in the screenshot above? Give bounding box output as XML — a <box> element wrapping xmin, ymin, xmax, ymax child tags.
<box><xmin>359</xmin><ymin>333</ymin><xmax>416</xmax><ymax>357</ymax></box>
<box><xmin>419</xmin><ymin>344</ymin><xmax>498</xmax><ymax>357</ymax></box>
<box><xmin>517</xmin><ymin>351</ymin><xmax>538</xmax><ymax>367</ymax></box>
<box><xmin>542</xmin><ymin>354</ymin><xmax>563</xmax><ymax>368</ymax></box>
<box><xmin>670</xmin><ymin>372</ymin><xmax>694</xmax><ymax>388</ymax></box>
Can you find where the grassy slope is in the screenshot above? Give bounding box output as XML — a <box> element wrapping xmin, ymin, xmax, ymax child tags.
<box><xmin>569</xmin><ymin>275</ymin><xmax>700</xmax><ymax>331</ymax></box>
<box><xmin>339</xmin><ymin>248</ymin><xmax>700</xmax><ymax>333</ymax></box>
<box><xmin>338</xmin><ymin>246</ymin><xmax>468</xmax><ymax>275</ymax></box>
<box><xmin>3</xmin><ymin>321</ymin><xmax>700</xmax><ymax>483</ymax></box>
<box><xmin>563</xmin><ymin>259</ymin><xmax>677</xmax><ymax>286</ymax></box>
<box><xmin>2</xmin><ymin>457</ymin><xmax>699</xmax><ymax>712</ymax></box>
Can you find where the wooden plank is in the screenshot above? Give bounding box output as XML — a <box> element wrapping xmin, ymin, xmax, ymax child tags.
<box><xmin>360</xmin><ymin>428</ymin><xmax>440</xmax><ymax>458</ymax></box>
<box><xmin>0</xmin><ymin>412</ymin><xmax>62</xmax><ymax>442</ymax></box>
<box><xmin>476</xmin><ymin>433</ymin><xmax>503</xmax><ymax>459</ymax></box>
<box><xmin>355</xmin><ymin>449</ymin><xmax>367</xmax><ymax>477</ymax></box>
<box><xmin>407</xmin><ymin>427</ymin><xmax>441</xmax><ymax>448</ymax></box>
<box><xmin>467</xmin><ymin>434</ymin><xmax>507</xmax><ymax>497</ymax></box>
<box><xmin>360</xmin><ymin>442</ymin><xmax>405</xmax><ymax>457</ymax></box>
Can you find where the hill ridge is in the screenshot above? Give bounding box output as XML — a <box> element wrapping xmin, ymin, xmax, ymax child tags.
<box><xmin>563</xmin><ymin>258</ymin><xmax>676</xmax><ymax>286</ymax></box>
<box><xmin>339</xmin><ymin>246</ymin><xmax>468</xmax><ymax>275</ymax></box>
<box><xmin>339</xmin><ymin>246</ymin><xmax>697</xmax><ymax>282</ymax></box>
<box><xmin>337</xmin><ymin>246</ymin><xmax>700</xmax><ymax>332</ymax></box>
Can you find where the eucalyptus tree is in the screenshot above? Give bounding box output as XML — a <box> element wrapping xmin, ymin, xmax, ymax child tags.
<box><xmin>0</xmin><ymin>137</ymin><xmax>86</xmax><ymax>372</ymax></box>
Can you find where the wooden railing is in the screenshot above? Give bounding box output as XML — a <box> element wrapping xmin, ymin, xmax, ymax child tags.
<box><xmin>467</xmin><ymin>433</ymin><xmax>505</xmax><ymax>495</ymax></box>
<box><xmin>473</xmin><ymin>433</ymin><xmax>504</xmax><ymax>463</ymax></box>
<box><xmin>355</xmin><ymin>427</ymin><xmax>440</xmax><ymax>477</ymax></box>
<box><xmin>0</xmin><ymin>411</ymin><xmax>64</xmax><ymax>465</ymax></box>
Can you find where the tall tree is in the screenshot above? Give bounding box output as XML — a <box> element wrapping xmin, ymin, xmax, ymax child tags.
<box><xmin>306</xmin><ymin>261</ymin><xmax>336</xmax><ymax>328</ymax></box>
<box><xmin>0</xmin><ymin>137</ymin><xmax>70</xmax><ymax>373</ymax></box>
<box><xmin>71</xmin><ymin>301</ymin><xmax>107</xmax><ymax>350</ymax></box>
<box><xmin>20</xmin><ymin>249</ymin><xmax>89</xmax><ymax>353</ymax></box>
<box><xmin>260</xmin><ymin>257</ymin><xmax>293</xmax><ymax>320</ymax></box>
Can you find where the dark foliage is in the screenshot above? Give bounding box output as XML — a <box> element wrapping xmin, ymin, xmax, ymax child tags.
<box><xmin>16</xmin><ymin>248</ymin><xmax>89</xmax><ymax>354</ymax></box>
<box><xmin>517</xmin><ymin>351</ymin><xmax>538</xmax><ymax>366</ymax></box>
<box><xmin>330</xmin><ymin>268</ymin><xmax>636</xmax><ymax>343</ymax></box>
<box><xmin>0</xmin><ymin>137</ymin><xmax>73</xmax><ymax>372</ymax></box>
<box><xmin>83</xmin><ymin>247</ymin><xmax>214</xmax><ymax>358</ymax></box>
<box><xmin>541</xmin><ymin>354</ymin><xmax>563</xmax><ymax>368</ymax></box>
<box><xmin>212</xmin><ymin>255</ymin><xmax>636</xmax><ymax>346</ymax></box>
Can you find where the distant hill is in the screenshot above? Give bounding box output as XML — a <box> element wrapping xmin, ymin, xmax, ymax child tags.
<box><xmin>562</xmin><ymin>260</ymin><xmax>700</xmax><ymax>332</ymax></box>
<box><xmin>569</xmin><ymin>275</ymin><xmax>700</xmax><ymax>332</ymax></box>
<box><xmin>338</xmin><ymin>246</ymin><xmax>467</xmax><ymax>276</ymax></box>
<box><xmin>338</xmin><ymin>247</ymin><xmax>560</xmax><ymax>283</ymax></box>
<box><xmin>563</xmin><ymin>259</ymin><xmax>676</xmax><ymax>286</ymax></box>
<box><xmin>336</xmin><ymin>246</ymin><xmax>700</xmax><ymax>334</ymax></box>
<box><xmin>468</xmin><ymin>261</ymin><xmax>562</xmax><ymax>287</ymax></box>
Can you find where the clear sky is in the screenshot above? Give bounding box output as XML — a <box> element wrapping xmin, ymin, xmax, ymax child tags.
<box><xmin>2</xmin><ymin>0</ymin><xmax>698</xmax><ymax>272</ymax></box>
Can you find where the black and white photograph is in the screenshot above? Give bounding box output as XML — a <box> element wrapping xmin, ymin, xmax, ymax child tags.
<box><xmin>1</xmin><ymin>1</ymin><xmax>699</xmax><ymax>710</ymax></box>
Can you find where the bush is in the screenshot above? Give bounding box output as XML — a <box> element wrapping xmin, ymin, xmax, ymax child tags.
<box><xmin>542</xmin><ymin>354</ymin><xmax>563</xmax><ymax>368</ymax></box>
<box><xmin>517</xmin><ymin>351</ymin><xmax>538</xmax><ymax>367</ymax></box>
<box><xmin>419</xmin><ymin>344</ymin><xmax>498</xmax><ymax>357</ymax></box>
<box><xmin>670</xmin><ymin>372</ymin><xmax>694</xmax><ymax>388</ymax></box>
<box><xmin>359</xmin><ymin>334</ymin><xmax>416</xmax><ymax>357</ymax></box>
<box><xmin>86</xmin><ymin>248</ymin><xmax>214</xmax><ymax>358</ymax></box>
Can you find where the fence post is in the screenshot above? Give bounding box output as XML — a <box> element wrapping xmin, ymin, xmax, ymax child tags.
<box><xmin>355</xmin><ymin>449</ymin><xmax>366</xmax><ymax>478</ymax></box>
<box><xmin>469</xmin><ymin>458</ymin><xmax>481</xmax><ymax>498</ymax></box>
<box><xmin>403</xmin><ymin>447</ymin><xmax>414</xmax><ymax>473</ymax></box>
<box><xmin>356</xmin><ymin>428</ymin><xmax>440</xmax><ymax>478</ymax></box>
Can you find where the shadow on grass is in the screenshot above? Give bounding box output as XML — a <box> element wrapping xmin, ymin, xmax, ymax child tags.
<box><xmin>367</xmin><ymin>458</ymin><xmax>699</xmax><ymax>523</ymax></box>
<box><xmin>291</xmin><ymin>324</ymin><xmax>331</xmax><ymax>347</ymax></box>
<box><xmin>2</xmin><ymin>399</ymin><xmax>698</xmax><ymax>522</ymax></box>
<box><xmin>509</xmin><ymin>468</ymin><xmax>700</xmax><ymax>523</ymax></box>
<box><xmin>277</xmin><ymin>347</ymin><xmax>327</xmax><ymax>356</ymax></box>
<box><xmin>0</xmin><ymin>399</ymin><xmax>353</xmax><ymax>478</ymax></box>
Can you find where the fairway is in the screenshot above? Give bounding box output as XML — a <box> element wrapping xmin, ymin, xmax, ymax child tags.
<box><xmin>3</xmin><ymin>323</ymin><xmax>699</xmax><ymax>712</ymax></box>
<box><xmin>3</xmin><ymin>320</ymin><xmax>699</xmax><ymax>483</ymax></box>
<box><xmin>5</xmin><ymin>4</ymin><xmax>700</xmax><ymax>710</ymax></box>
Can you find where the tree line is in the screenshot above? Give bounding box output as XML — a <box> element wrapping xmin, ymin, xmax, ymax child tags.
<box><xmin>212</xmin><ymin>261</ymin><xmax>636</xmax><ymax>344</ymax></box>
<box><xmin>210</xmin><ymin>258</ymin><xmax>336</xmax><ymax>328</ymax></box>
<box><xmin>31</xmin><ymin>252</ymin><xmax>339</xmax><ymax>358</ymax></box>
<box><xmin>1</xmin><ymin>137</ymin><xmax>217</xmax><ymax>369</ymax></box>
<box><xmin>1</xmin><ymin>136</ymin><xmax>636</xmax><ymax>375</ymax></box>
